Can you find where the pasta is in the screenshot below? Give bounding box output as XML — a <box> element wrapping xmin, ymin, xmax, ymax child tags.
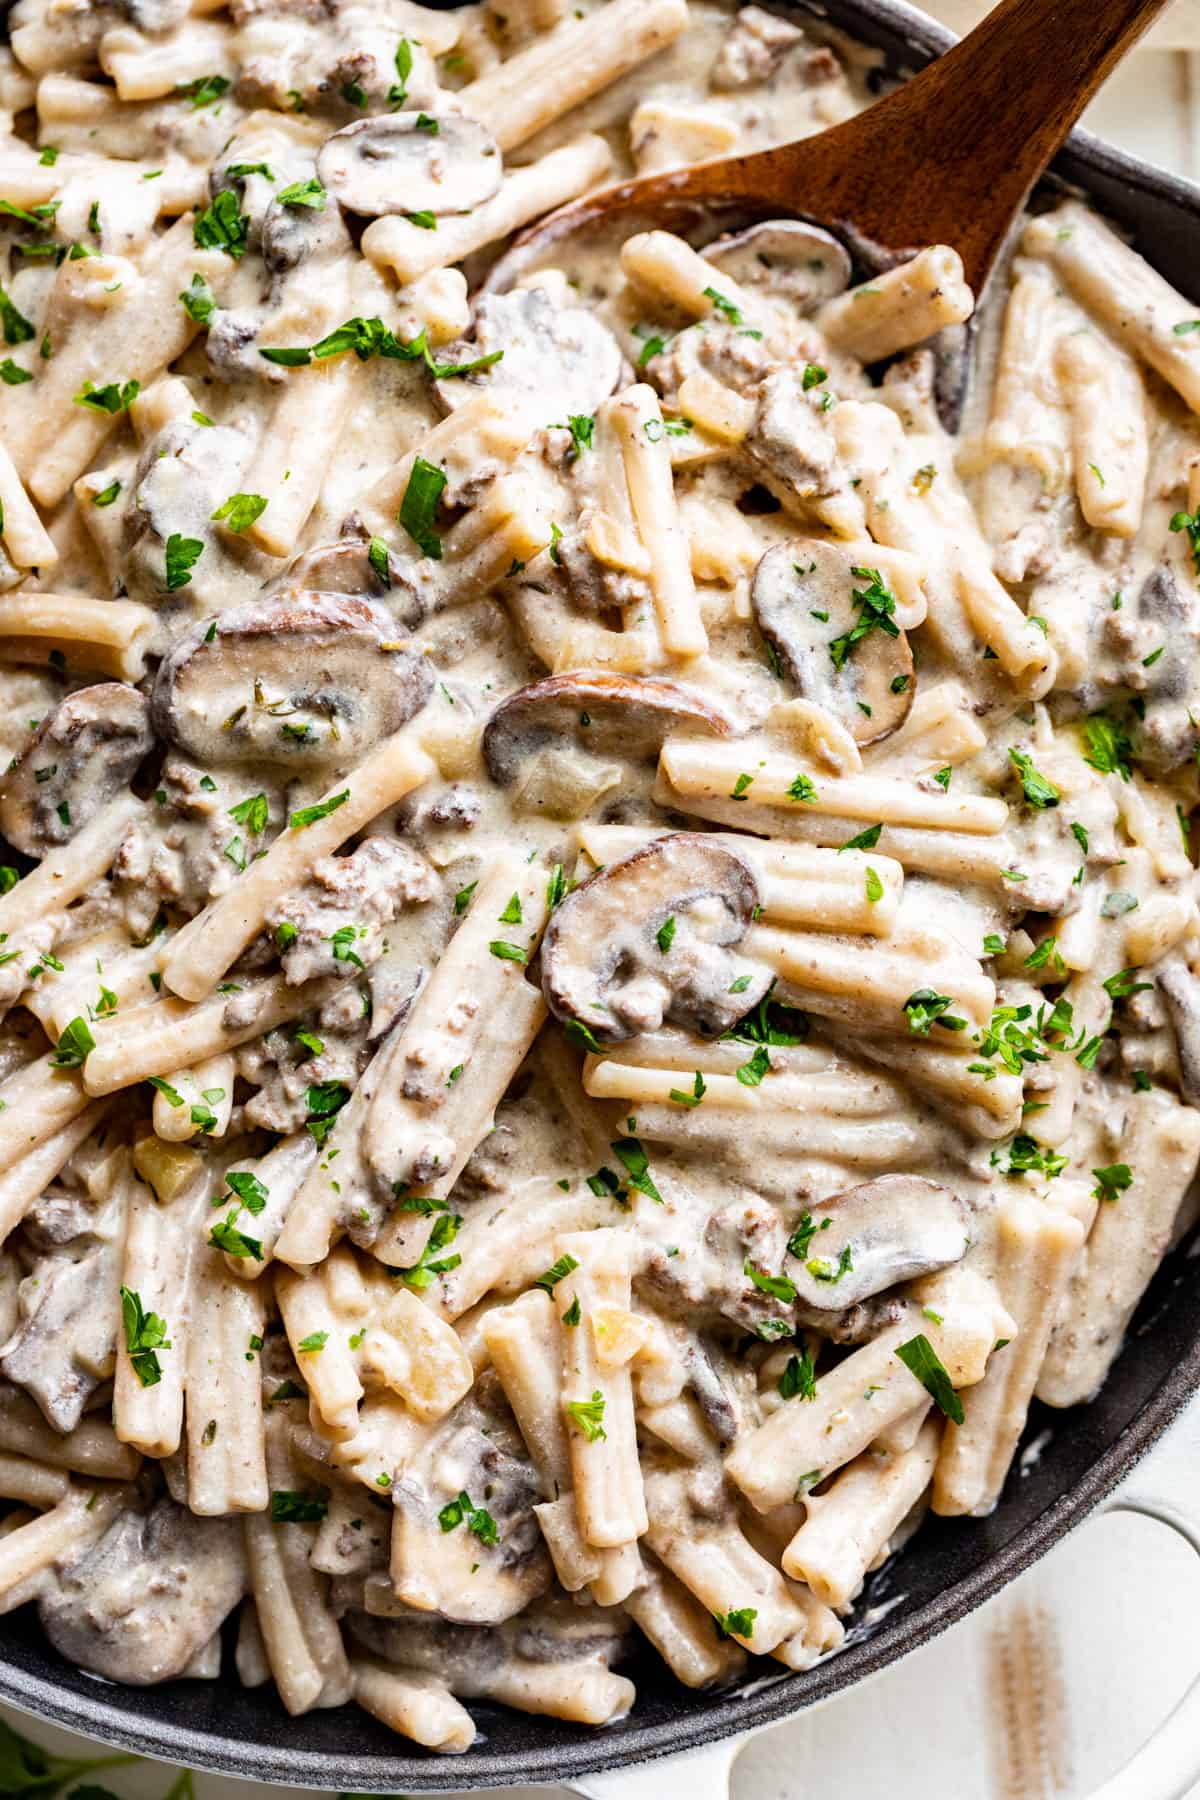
<box><xmin>0</xmin><ymin>0</ymin><xmax>1195</xmax><ymax>1754</ymax></box>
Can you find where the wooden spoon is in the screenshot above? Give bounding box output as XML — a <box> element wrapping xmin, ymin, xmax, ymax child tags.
<box><xmin>499</xmin><ymin>0</ymin><xmax>1171</xmax><ymax>297</ymax></box>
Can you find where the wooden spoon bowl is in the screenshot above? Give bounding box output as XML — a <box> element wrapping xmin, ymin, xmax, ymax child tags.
<box><xmin>493</xmin><ymin>0</ymin><xmax>1171</xmax><ymax>301</ymax></box>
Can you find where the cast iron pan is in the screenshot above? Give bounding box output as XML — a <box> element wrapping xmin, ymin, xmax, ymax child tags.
<box><xmin>4</xmin><ymin>0</ymin><xmax>1200</xmax><ymax>1787</ymax></box>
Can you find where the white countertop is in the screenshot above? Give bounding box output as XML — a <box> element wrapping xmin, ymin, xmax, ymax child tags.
<box><xmin>5</xmin><ymin>13</ymin><xmax>1200</xmax><ymax>1799</ymax></box>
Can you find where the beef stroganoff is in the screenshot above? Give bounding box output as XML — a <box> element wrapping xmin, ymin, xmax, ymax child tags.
<box><xmin>0</xmin><ymin>0</ymin><xmax>1196</xmax><ymax>1752</ymax></box>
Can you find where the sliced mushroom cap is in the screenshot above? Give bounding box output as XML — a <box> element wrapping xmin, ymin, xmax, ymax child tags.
<box><xmin>484</xmin><ymin>671</ymin><xmax>731</xmax><ymax>823</ymax></box>
<box><xmin>1157</xmin><ymin>959</ymin><xmax>1200</xmax><ymax>1106</ymax></box>
<box><xmin>270</xmin><ymin>536</ymin><xmax>392</xmax><ymax>599</ymax></box>
<box><xmin>40</xmin><ymin>1498</ymin><xmax>247</xmax><ymax>1684</ymax></box>
<box><xmin>317</xmin><ymin>112</ymin><xmax>502</xmax><ymax>219</ymax></box>
<box><xmin>704</xmin><ymin>220</ymin><xmax>852</xmax><ymax>309</ymax></box>
<box><xmin>542</xmin><ymin>833</ymin><xmax>772</xmax><ymax>1042</ymax></box>
<box><xmin>786</xmin><ymin>1175</ymin><xmax>970</xmax><ymax>1311</ymax></box>
<box><xmin>484</xmin><ymin>671</ymin><xmax>731</xmax><ymax>785</ymax></box>
<box><xmin>432</xmin><ymin>288</ymin><xmax>622</xmax><ymax>419</ymax></box>
<box><xmin>751</xmin><ymin>541</ymin><xmax>914</xmax><ymax>746</ymax></box>
<box><xmin>0</xmin><ymin>684</ymin><xmax>151</xmax><ymax>858</ymax></box>
<box><xmin>152</xmin><ymin>593</ymin><xmax>432</xmax><ymax>770</ymax></box>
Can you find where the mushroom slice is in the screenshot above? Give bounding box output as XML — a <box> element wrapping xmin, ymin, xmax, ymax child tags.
<box><xmin>431</xmin><ymin>288</ymin><xmax>623</xmax><ymax>420</ymax></box>
<box><xmin>317</xmin><ymin>112</ymin><xmax>503</xmax><ymax>220</ymax></box>
<box><xmin>152</xmin><ymin>593</ymin><xmax>432</xmax><ymax>771</ymax></box>
<box><xmin>542</xmin><ymin>834</ymin><xmax>771</xmax><ymax>1043</ymax></box>
<box><xmin>1157</xmin><ymin>960</ymin><xmax>1200</xmax><ymax>1106</ymax></box>
<box><xmin>270</xmin><ymin>537</ymin><xmax>393</xmax><ymax>599</ymax></box>
<box><xmin>483</xmin><ymin>671</ymin><xmax>731</xmax><ymax>823</ymax></box>
<box><xmin>787</xmin><ymin>1175</ymin><xmax>970</xmax><ymax>1312</ymax></box>
<box><xmin>751</xmin><ymin>541</ymin><xmax>914</xmax><ymax>746</ymax></box>
<box><xmin>0</xmin><ymin>684</ymin><xmax>151</xmax><ymax>859</ymax></box>
<box><xmin>703</xmin><ymin>220</ymin><xmax>852</xmax><ymax>310</ymax></box>
<box><xmin>483</xmin><ymin>671</ymin><xmax>730</xmax><ymax>786</ymax></box>
<box><xmin>39</xmin><ymin>1498</ymin><xmax>246</xmax><ymax>1684</ymax></box>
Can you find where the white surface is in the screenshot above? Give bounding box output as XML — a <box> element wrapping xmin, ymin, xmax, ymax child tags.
<box><xmin>5</xmin><ymin>14</ymin><xmax>1200</xmax><ymax>1800</ymax></box>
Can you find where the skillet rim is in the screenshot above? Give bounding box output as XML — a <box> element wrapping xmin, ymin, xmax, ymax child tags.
<box><xmin>4</xmin><ymin>0</ymin><xmax>1200</xmax><ymax>1785</ymax></box>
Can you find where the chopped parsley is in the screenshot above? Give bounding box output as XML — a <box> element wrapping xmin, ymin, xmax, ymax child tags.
<box><xmin>209</xmin><ymin>1215</ymin><xmax>263</xmax><ymax>1259</ymax></box>
<box><xmin>828</xmin><ymin>567</ymin><xmax>899</xmax><ymax>670</ymax></box>
<box><xmin>565</xmin><ymin>1389</ymin><xmax>607</xmax><ymax>1441</ymax></box>
<box><xmin>806</xmin><ymin>1244</ymin><xmax>854</xmax><ymax>1285</ymax></box>
<box><xmin>270</xmin><ymin>1490</ymin><xmax>327</xmax><ymax>1522</ymax></box>
<box><xmin>735</xmin><ymin>1043</ymin><xmax>771</xmax><ymax>1087</ymax></box>
<box><xmin>610</xmin><ymin>1135</ymin><xmax>661</xmax><ymax>1202</ymax></box>
<box><xmin>787</xmin><ymin>1212</ymin><xmax>831</xmax><ymax>1260</ymax></box>
<box><xmin>120</xmin><ymin>1285</ymin><xmax>170</xmax><ymax>1388</ymax></box>
<box><xmin>534</xmin><ymin>1253</ymin><xmax>579</xmax><ymax>1293</ymax></box>
<box><xmin>290</xmin><ymin>789</ymin><xmax>348</xmax><ymax>829</ymax></box>
<box><xmin>398</xmin><ymin>1210</ymin><xmax>461</xmax><ymax>1289</ymax></box>
<box><xmin>211</xmin><ymin>492</ymin><xmax>268</xmax><ymax>533</ymax></box>
<box><xmin>164</xmin><ymin>533</ymin><xmax>203</xmax><ymax>591</ymax></box>
<box><xmin>0</xmin><ymin>285</ymin><xmax>34</xmax><ymax>346</ymax></box>
<box><xmin>992</xmin><ymin>1133</ymin><xmax>1068</xmax><ymax>1179</ymax></box>
<box><xmin>895</xmin><ymin>1334</ymin><xmax>963</xmax><ymax>1424</ymax></box>
<box><xmin>228</xmin><ymin>792</ymin><xmax>268</xmax><ymax>834</ymax></box>
<box><xmin>1093</xmin><ymin>1162</ymin><xmax>1132</xmax><ymax>1202</ymax></box>
<box><xmin>903</xmin><ymin>989</ymin><xmax>966</xmax><ymax>1035</ymax></box>
<box><xmin>1009</xmin><ymin>746</ymin><xmax>1060</xmax><ymax>809</ymax></box>
<box><xmin>225</xmin><ymin>1170</ymin><xmax>269</xmax><ymax>1214</ymax></box>
<box><xmin>488</xmin><ymin>940</ymin><xmax>528</xmax><ymax>964</ymax></box>
<box><xmin>75</xmin><ymin>378</ymin><xmax>139</xmax><ymax>415</ymax></box>
<box><xmin>669</xmin><ymin>1070</ymin><xmax>706</xmax><ymax>1109</ymax></box>
<box><xmin>1102</xmin><ymin>966</ymin><xmax>1152</xmax><ymax>1000</ymax></box>
<box><xmin>1171</xmin><ymin>506</ymin><xmax>1200</xmax><ymax>576</ymax></box>
<box><xmin>702</xmin><ymin>284</ymin><xmax>742</xmax><ymax>324</ymax></box>
<box><xmin>179</xmin><ymin>272</ymin><xmax>215</xmax><ymax>324</ymax></box>
<box><xmin>744</xmin><ymin>1258</ymin><xmax>796</xmax><ymax>1303</ymax></box>
<box><xmin>177</xmin><ymin>73</ymin><xmax>230</xmax><ymax>107</ymax></box>
<box><xmin>193</xmin><ymin>188</ymin><xmax>250</xmax><ymax>257</ymax></box>
<box><xmin>277</xmin><ymin>177</ymin><xmax>325</xmax><ymax>209</ymax></box>
<box><xmin>305</xmin><ymin>1080</ymin><xmax>350</xmax><ymax>1146</ymax></box>
<box><xmin>778</xmin><ymin>1348</ymin><xmax>817</xmax><ymax>1401</ymax></box>
<box><xmin>398</xmin><ymin>456</ymin><xmax>446</xmax><ymax>559</ymax></box>
<box><xmin>437</xmin><ymin>1490</ymin><xmax>498</xmax><ymax>1545</ymax></box>
<box><xmin>50</xmin><ymin>1015</ymin><xmax>95</xmax><ymax>1067</ymax></box>
<box><xmin>1081</xmin><ymin>713</ymin><xmax>1133</xmax><ymax>781</ymax></box>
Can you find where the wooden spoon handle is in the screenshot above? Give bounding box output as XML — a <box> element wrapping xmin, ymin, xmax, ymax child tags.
<box><xmin>780</xmin><ymin>0</ymin><xmax>1174</xmax><ymax>286</ymax></box>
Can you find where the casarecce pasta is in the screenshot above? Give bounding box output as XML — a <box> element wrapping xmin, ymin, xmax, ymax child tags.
<box><xmin>0</xmin><ymin>0</ymin><xmax>1197</xmax><ymax>1754</ymax></box>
